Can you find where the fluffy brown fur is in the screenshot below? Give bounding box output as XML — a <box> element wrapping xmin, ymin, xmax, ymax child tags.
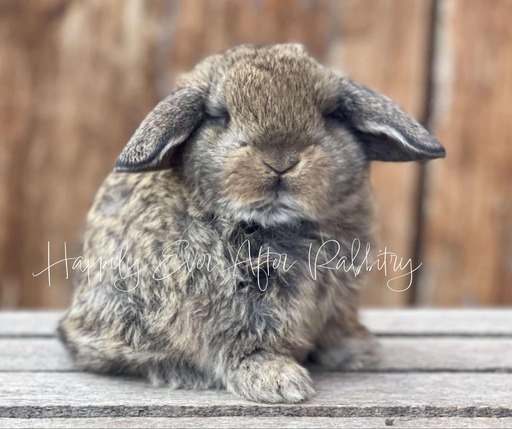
<box><xmin>59</xmin><ymin>44</ymin><xmax>444</xmax><ymax>403</ymax></box>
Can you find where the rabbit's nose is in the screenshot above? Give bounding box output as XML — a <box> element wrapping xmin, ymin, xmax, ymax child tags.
<box><xmin>262</xmin><ymin>157</ymin><xmax>299</xmax><ymax>175</ymax></box>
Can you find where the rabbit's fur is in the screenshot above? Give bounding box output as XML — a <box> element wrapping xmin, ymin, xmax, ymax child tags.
<box><xmin>59</xmin><ymin>44</ymin><xmax>444</xmax><ymax>403</ymax></box>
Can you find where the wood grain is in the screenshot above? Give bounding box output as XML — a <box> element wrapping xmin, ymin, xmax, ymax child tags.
<box><xmin>2</xmin><ymin>417</ymin><xmax>512</xmax><ymax>429</ymax></box>
<box><xmin>418</xmin><ymin>0</ymin><xmax>512</xmax><ymax>306</ymax></box>
<box><xmin>2</xmin><ymin>309</ymin><xmax>512</xmax><ymax>336</ymax></box>
<box><xmin>3</xmin><ymin>337</ymin><xmax>512</xmax><ymax>372</ymax></box>
<box><xmin>0</xmin><ymin>0</ymin><xmax>166</xmax><ymax>308</ymax></box>
<box><xmin>1</xmin><ymin>372</ymin><xmax>511</xmax><ymax>417</ymax></box>
<box><xmin>360</xmin><ymin>309</ymin><xmax>512</xmax><ymax>335</ymax></box>
<box><xmin>1</xmin><ymin>310</ymin><xmax>510</xmax><ymax>423</ymax></box>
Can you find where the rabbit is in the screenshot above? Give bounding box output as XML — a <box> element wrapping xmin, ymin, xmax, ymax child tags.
<box><xmin>58</xmin><ymin>43</ymin><xmax>445</xmax><ymax>404</ymax></box>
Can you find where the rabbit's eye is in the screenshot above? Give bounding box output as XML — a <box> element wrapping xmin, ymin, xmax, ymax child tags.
<box><xmin>205</xmin><ymin>107</ymin><xmax>230</xmax><ymax>129</ymax></box>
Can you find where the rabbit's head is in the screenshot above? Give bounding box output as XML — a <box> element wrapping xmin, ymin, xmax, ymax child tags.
<box><xmin>116</xmin><ymin>44</ymin><xmax>444</xmax><ymax>226</ymax></box>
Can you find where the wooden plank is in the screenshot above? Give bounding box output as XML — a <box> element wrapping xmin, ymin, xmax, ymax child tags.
<box><xmin>0</xmin><ymin>312</ymin><xmax>61</xmax><ymax>336</ymax></box>
<box><xmin>419</xmin><ymin>0</ymin><xmax>512</xmax><ymax>305</ymax></box>
<box><xmin>2</xmin><ymin>337</ymin><xmax>512</xmax><ymax>372</ymax></box>
<box><xmin>327</xmin><ymin>0</ymin><xmax>434</xmax><ymax>307</ymax></box>
<box><xmin>361</xmin><ymin>309</ymin><xmax>512</xmax><ymax>336</ymax></box>
<box><xmin>2</xmin><ymin>417</ymin><xmax>512</xmax><ymax>429</ymax></box>
<box><xmin>0</xmin><ymin>0</ymin><xmax>167</xmax><ymax>308</ymax></box>
<box><xmin>0</xmin><ymin>372</ymin><xmax>510</xmax><ymax>417</ymax></box>
<box><xmin>2</xmin><ymin>310</ymin><xmax>512</xmax><ymax>337</ymax></box>
<box><xmin>0</xmin><ymin>339</ymin><xmax>71</xmax><ymax>371</ymax></box>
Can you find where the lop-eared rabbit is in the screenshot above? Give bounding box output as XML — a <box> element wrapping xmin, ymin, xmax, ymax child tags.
<box><xmin>59</xmin><ymin>44</ymin><xmax>444</xmax><ymax>403</ymax></box>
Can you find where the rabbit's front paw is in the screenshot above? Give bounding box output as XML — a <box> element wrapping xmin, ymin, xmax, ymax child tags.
<box><xmin>227</xmin><ymin>352</ymin><xmax>315</xmax><ymax>403</ymax></box>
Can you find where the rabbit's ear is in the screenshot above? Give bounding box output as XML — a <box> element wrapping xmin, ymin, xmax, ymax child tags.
<box><xmin>334</xmin><ymin>79</ymin><xmax>445</xmax><ymax>161</ymax></box>
<box><xmin>115</xmin><ymin>88</ymin><xmax>205</xmax><ymax>172</ymax></box>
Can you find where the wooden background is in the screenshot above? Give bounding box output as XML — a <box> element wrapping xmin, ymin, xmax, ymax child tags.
<box><xmin>0</xmin><ymin>0</ymin><xmax>510</xmax><ymax>309</ymax></box>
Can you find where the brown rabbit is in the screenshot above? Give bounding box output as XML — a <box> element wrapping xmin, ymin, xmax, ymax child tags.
<box><xmin>58</xmin><ymin>43</ymin><xmax>445</xmax><ymax>403</ymax></box>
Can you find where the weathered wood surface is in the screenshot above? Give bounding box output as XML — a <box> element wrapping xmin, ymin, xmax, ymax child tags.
<box><xmin>0</xmin><ymin>310</ymin><xmax>511</xmax><ymax>428</ymax></box>
<box><xmin>361</xmin><ymin>309</ymin><xmax>512</xmax><ymax>336</ymax></box>
<box><xmin>2</xmin><ymin>309</ymin><xmax>512</xmax><ymax>337</ymax></box>
<box><xmin>0</xmin><ymin>0</ymin><xmax>164</xmax><ymax>308</ymax></box>
<box><xmin>2</xmin><ymin>337</ymin><xmax>512</xmax><ymax>372</ymax></box>
<box><xmin>418</xmin><ymin>0</ymin><xmax>512</xmax><ymax>306</ymax></box>
<box><xmin>1</xmin><ymin>372</ymin><xmax>511</xmax><ymax>417</ymax></box>
<box><xmin>2</xmin><ymin>417</ymin><xmax>512</xmax><ymax>429</ymax></box>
